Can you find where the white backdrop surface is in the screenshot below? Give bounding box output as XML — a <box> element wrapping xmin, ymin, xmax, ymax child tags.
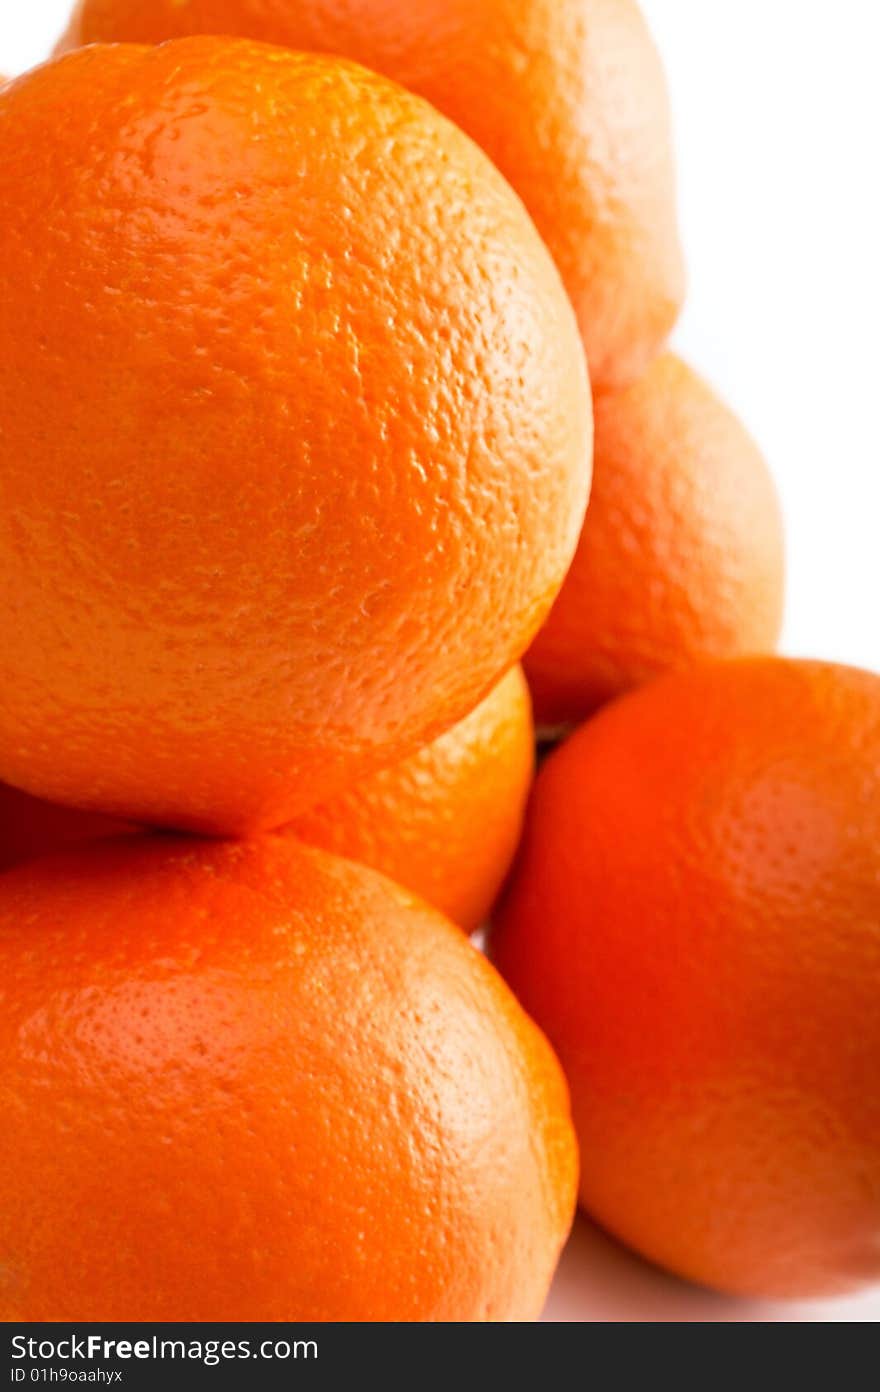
<box><xmin>2</xmin><ymin>0</ymin><xmax>878</xmax><ymax>1324</ymax></box>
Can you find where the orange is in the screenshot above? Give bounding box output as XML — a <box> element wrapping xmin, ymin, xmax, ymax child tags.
<box><xmin>0</xmin><ymin>835</ymin><xmax>577</xmax><ymax>1321</ymax></box>
<box><xmin>287</xmin><ymin>665</ymin><xmax>533</xmax><ymax>932</ymax></box>
<box><xmin>0</xmin><ymin>40</ymin><xmax>590</xmax><ymax>836</ymax></box>
<box><xmin>0</xmin><ymin>781</ymin><xmax>138</xmax><ymax>873</ymax></box>
<box><xmin>492</xmin><ymin>657</ymin><xmax>880</xmax><ymax>1298</ymax></box>
<box><xmin>525</xmin><ymin>354</ymin><xmax>786</xmax><ymax>730</ymax></box>
<box><xmin>57</xmin><ymin>0</ymin><xmax>685</xmax><ymax>391</ymax></box>
<box><xmin>0</xmin><ymin>670</ymin><xmax>530</xmax><ymax>929</ymax></box>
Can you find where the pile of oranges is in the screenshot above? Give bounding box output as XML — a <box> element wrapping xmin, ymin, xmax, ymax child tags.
<box><xmin>0</xmin><ymin>1</ymin><xmax>877</xmax><ymax>1322</ymax></box>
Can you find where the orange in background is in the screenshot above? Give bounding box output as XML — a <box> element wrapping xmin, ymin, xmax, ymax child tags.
<box><xmin>56</xmin><ymin>0</ymin><xmax>685</xmax><ymax>391</ymax></box>
<box><xmin>493</xmin><ymin>657</ymin><xmax>880</xmax><ymax>1299</ymax></box>
<box><xmin>526</xmin><ymin>354</ymin><xmax>785</xmax><ymax>730</ymax></box>
<box><xmin>0</xmin><ymin>40</ymin><xmax>590</xmax><ymax>836</ymax></box>
<box><xmin>0</xmin><ymin>835</ymin><xmax>577</xmax><ymax>1321</ymax></box>
<box><xmin>287</xmin><ymin>666</ymin><xmax>534</xmax><ymax>932</ymax></box>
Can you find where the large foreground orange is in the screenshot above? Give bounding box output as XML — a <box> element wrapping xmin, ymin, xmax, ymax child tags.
<box><xmin>492</xmin><ymin>658</ymin><xmax>880</xmax><ymax>1298</ymax></box>
<box><xmin>0</xmin><ymin>40</ymin><xmax>590</xmax><ymax>835</ymax></box>
<box><xmin>0</xmin><ymin>836</ymin><xmax>577</xmax><ymax>1321</ymax></box>
<box><xmin>57</xmin><ymin>0</ymin><xmax>684</xmax><ymax>390</ymax></box>
<box><xmin>525</xmin><ymin>354</ymin><xmax>785</xmax><ymax>729</ymax></box>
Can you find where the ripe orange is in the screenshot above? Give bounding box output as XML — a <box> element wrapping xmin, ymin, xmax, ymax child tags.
<box><xmin>287</xmin><ymin>666</ymin><xmax>533</xmax><ymax>932</ymax></box>
<box><xmin>492</xmin><ymin>657</ymin><xmax>880</xmax><ymax>1298</ymax></box>
<box><xmin>57</xmin><ymin>0</ymin><xmax>685</xmax><ymax>391</ymax></box>
<box><xmin>0</xmin><ymin>781</ymin><xmax>137</xmax><ymax>873</ymax></box>
<box><xmin>0</xmin><ymin>40</ymin><xmax>590</xmax><ymax>836</ymax></box>
<box><xmin>525</xmin><ymin>354</ymin><xmax>786</xmax><ymax>730</ymax></box>
<box><xmin>0</xmin><ymin>835</ymin><xmax>577</xmax><ymax>1321</ymax></box>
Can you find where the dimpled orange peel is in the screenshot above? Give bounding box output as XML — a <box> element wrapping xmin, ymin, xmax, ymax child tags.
<box><xmin>0</xmin><ymin>39</ymin><xmax>591</xmax><ymax>835</ymax></box>
<box><xmin>0</xmin><ymin>835</ymin><xmax>578</xmax><ymax>1321</ymax></box>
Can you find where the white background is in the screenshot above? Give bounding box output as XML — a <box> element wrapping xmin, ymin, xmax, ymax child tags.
<box><xmin>3</xmin><ymin>0</ymin><xmax>879</xmax><ymax>1323</ymax></box>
